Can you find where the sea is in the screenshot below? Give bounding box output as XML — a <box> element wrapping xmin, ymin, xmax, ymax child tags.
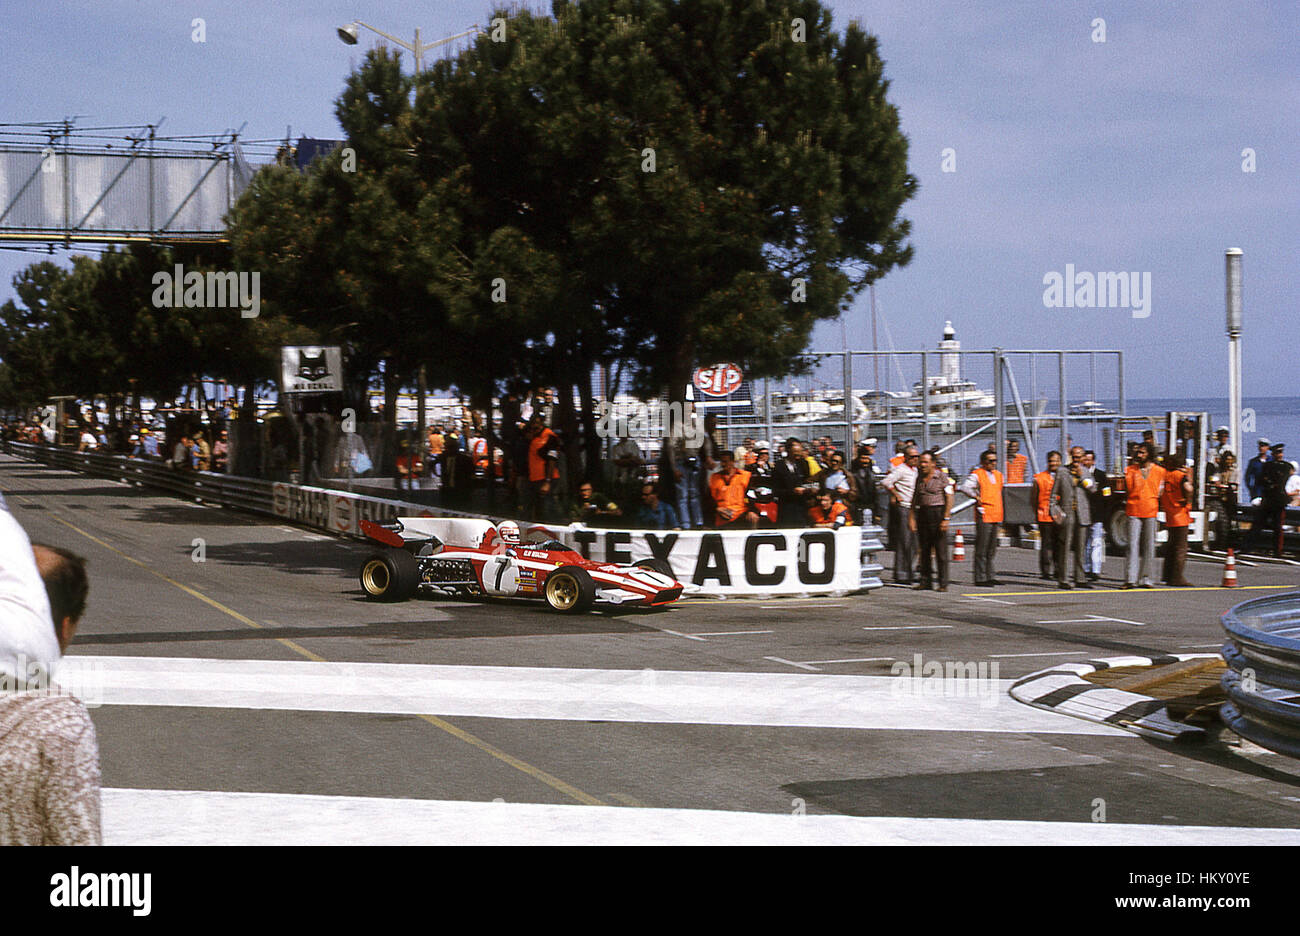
<box><xmin>886</xmin><ymin>396</ymin><xmax>1298</xmax><ymax>476</ymax></box>
<box><xmin>1103</xmin><ymin>397</ymin><xmax>1298</xmax><ymax>460</ymax></box>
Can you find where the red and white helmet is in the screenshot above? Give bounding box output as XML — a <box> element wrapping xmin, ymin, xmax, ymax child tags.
<box><xmin>497</xmin><ymin>520</ymin><xmax>520</xmax><ymax>545</ymax></box>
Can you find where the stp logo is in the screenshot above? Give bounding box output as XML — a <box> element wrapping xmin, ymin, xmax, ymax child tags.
<box><xmin>693</xmin><ymin>363</ymin><xmax>743</xmax><ymax>398</ymax></box>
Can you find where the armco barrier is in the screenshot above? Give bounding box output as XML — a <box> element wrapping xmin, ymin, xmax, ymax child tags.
<box><xmin>3</xmin><ymin>441</ymin><xmax>883</xmax><ymax>594</ymax></box>
<box><xmin>1220</xmin><ymin>591</ymin><xmax>1300</xmax><ymax>757</ymax></box>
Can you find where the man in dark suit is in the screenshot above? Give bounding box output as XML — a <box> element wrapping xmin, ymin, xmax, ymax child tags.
<box><xmin>1081</xmin><ymin>449</ymin><xmax>1109</xmax><ymax>581</ymax></box>
<box><xmin>1051</xmin><ymin>445</ymin><xmax>1096</xmax><ymax>589</ymax></box>
<box><xmin>773</xmin><ymin>437</ymin><xmax>813</xmax><ymax>527</ymax></box>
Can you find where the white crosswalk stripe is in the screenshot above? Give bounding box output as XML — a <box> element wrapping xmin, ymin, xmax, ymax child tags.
<box><xmin>60</xmin><ymin>655</ymin><xmax>1300</xmax><ymax>845</ymax></box>
<box><xmin>101</xmin><ymin>788</ymin><xmax>1300</xmax><ymax>846</ymax></box>
<box><xmin>59</xmin><ymin>654</ymin><xmax>1128</xmax><ymax>734</ymax></box>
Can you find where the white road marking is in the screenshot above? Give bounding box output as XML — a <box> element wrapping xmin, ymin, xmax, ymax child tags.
<box><xmin>763</xmin><ymin>656</ymin><xmax>820</xmax><ymax>672</ymax></box>
<box><xmin>798</xmin><ymin>657</ymin><xmax>895</xmax><ymax>666</ymax></box>
<box><xmin>58</xmin><ymin>655</ymin><xmax>1127</xmax><ymax>735</ymax></box>
<box><xmin>965</xmin><ymin>597</ymin><xmax>1016</xmax><ymax>605</ymax></box>
<box><xmin>651</xmin><ymin>628</ymin><xmax>707</xmax><ymax>642</ymax></box>
<box><xmin>862</xmin><ymin>625</ymin><xmax>954</xmax><ymax>631</ymax></box>
<box><xmin>690</xmin><ymin>630</ymin><xmax>775</xmax><ymax>637</ymax></box>
<box><xmin>990</xmin><ymin>651</ymin><xmax>1093</xmax><ymax>659</ymax></box>
<box><xmin>1037</xmin><ymin>614</ymin><xmax>1146</xmax><ymax>627</ymax></box>
<box><xmin>1180</xmin><ymin>643</ymin><xmax>1226</xmax><ymax>649</ymax></box>
<box><xmin>101</xmin><ymin>789</ymin><xmax>1300</xmax><ymax>846</ymax></box>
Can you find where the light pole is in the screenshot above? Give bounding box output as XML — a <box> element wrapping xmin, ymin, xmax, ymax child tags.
<box><xmin>336</xmin><ymin>20</ymin><xmax>479</xmax><ymax>72</ymax></box>
<box><xmin>335</xmin><ymin>19</ymin><xmax>478</xmax><ymax>493</ymax></box>
<box><xmin>1226</xmin><ymin>248</ymin><xmax>1243</xmax><ymax>488</ymax></box>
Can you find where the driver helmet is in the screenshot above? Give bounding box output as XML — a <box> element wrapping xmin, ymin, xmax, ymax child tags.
<box><xmin>497</xmin><ymin>520</ymin><xmax>521</xmax><ymax>545</ymax></box>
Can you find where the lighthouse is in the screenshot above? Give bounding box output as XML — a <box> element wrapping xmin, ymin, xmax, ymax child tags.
<box><xmin>938</xmin><ymin>320</ymin><xmax>961</xmax><ymax>385</ymax></box>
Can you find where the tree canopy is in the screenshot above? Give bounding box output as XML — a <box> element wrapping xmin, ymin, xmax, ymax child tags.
<box><xmin>2</xmin><ymin>0</ymin><xmax>916</xmax><ymax>439</ymax></box>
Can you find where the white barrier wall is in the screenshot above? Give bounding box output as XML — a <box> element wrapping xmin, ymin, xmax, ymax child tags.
<box><xmin>272</xmin><ymin>483</ymin><xmax>405</xmax><ymax>535</ymax></box>
<box><xmin>530</xmin><ymin>524</ymin><xmax>864</xmax><ymax>597</ymax></box>
<box><xmin>269</xmin><ymin>484</ymin><xmax>864</xmax><ymax>596</ymax></box>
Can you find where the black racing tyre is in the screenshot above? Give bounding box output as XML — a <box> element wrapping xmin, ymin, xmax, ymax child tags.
<box><xmin>359</xmin><ymin>549</ymin><xmax>420</xmax><ymax>602</ymax></box>
<box><xmin>633</xmin><ymin>558</ymin><xmax>675</xmax><ymax>579</ymax></box>
<box><xmin>1107</xmin><ymin>504</ymin><xmax>1130</xmax><ymax>551</ymax></box>
<box><xmin>543</xmin><ymin>565</ymin><xmax>596</xmax><ymax>614</ymax></box>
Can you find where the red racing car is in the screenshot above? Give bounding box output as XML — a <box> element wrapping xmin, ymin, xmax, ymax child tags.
<box><xmin>358</xmin><ymin>517</ymin><xmax>682</xmax><ymax>613</ymax></box>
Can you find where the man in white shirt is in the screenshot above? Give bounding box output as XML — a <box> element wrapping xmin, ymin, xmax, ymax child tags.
<box><xmin>881</xmin><ymin>446</ymin><xmax>920</xmax><ymax>585</ymax></box>
<box><xmin>0</xmin><ymin>508</ymin><xmax>61</xmax><ymax>686</ymax></box>
<box><xmin>610</xmin><ymin>435</ymin><xmax>644</xmax><ymax>496</ymax></box>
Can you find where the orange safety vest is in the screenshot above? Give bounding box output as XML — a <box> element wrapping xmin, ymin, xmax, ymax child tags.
<box><xmin>528</xmin><ymin>428</ymin><xmax>560</xmax><ymax>482</ymax></box>
<box><xmin>890</xmin><ymin>454</ymin><xmax>905</xmax><ymax>468</ymax></box>
<box><xmin>1006</xmin><ymin>453</ymin><xmax>1028</xmax><ymax>484</ymax></box>
<box><xmin>974</xmin><ymin>469</ymin><xmax>1005</xmax><ymax>523</ymax></box>
<box><xmin>1160</xmin><ymin>468</ymin><xmax>1191</xmax><ymax>527</ymax></box>
<box><xmin>710</xmin><ymin>469</ymin><xmax>752</xmax><ymax>524</ymax></box>
<box><xmin>1125</xmin><ymin>464</ymin><xmax>1165</xmax><ymax>519</ymax></box>
<box><xmin>1035</xmin><ymin>471</ymin><xmax>1055</xmax><ymax>523</ymax></box>
<box><xmin>809</xmin><ymin>502</ymin><xmax>853</xmax><ymax>527</ymax></box>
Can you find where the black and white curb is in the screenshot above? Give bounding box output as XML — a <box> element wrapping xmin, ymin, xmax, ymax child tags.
<box><xmin>1010</xmin><ymin>654</ymin><xmax>1220</xmax><ymax>741</ymax></box>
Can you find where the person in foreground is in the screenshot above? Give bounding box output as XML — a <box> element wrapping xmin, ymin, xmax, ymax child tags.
<box><xmin>0</xmin><ymin>532</ymin><xmax>101</xmax><ymax>846</ymax></box>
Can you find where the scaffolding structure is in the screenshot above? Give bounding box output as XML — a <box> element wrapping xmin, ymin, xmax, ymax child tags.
<box><xmin>0</xmin><ymin>120</ymin><xmax>273</xmax><ymax>247</ymax></box>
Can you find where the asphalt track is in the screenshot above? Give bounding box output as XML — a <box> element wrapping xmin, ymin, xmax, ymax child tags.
<box><xmin>6</xmin><ymin>453</ymin><xmax>1300</xmax><ymax>844</ymax></box>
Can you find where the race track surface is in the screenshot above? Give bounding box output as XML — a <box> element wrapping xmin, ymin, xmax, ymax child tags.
<box><xmin>6</xmin><ymin>454</ymin><xmax>1300</xmax><ymax>844</ymax></box>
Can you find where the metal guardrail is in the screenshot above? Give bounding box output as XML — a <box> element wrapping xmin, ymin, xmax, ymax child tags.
<box><xmin>1220</xmin><ymin>591</ymin><xmax>1300</xmax><ymax>757</ymax></box>
<box><xmin>4</xmin><ymin>441</ymin><xmax>280</xmax><ymax>519</ymax></box>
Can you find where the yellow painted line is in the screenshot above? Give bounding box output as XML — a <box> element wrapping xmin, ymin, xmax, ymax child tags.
<box><xmin>415</xmin><ymin>715</ymin><xmax>604</xmax><ymax>806</ymax></box>
<box><xmin>36</xmin><ymin>508</ymin><xmax>327</xmax><ymax>662</ymax></box>
<box><xmin>961</xmin><ymin>585</ymin><xmax>1293</xmax><ymax>598</ymax></box>
<box><xmin>11</xmin><ymin>487</ymin><xmax>606</xmax><ymax>807</ymax></box>
<box><xmin>608</xmin><ymin>792</ymin><xmax>647</xmax><ymax>808</ymax></box>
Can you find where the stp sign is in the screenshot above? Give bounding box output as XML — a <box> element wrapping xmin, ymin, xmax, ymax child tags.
<box><xmin>693</xmin><ymin>363</ymin><xmax>743</xmax><ymax>398</ymax></box>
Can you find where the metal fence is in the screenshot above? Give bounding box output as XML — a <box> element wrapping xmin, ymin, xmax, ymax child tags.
<box><xmin>683</xmin><ymin>345</ymin><xmax>1126</xmax><ymax>476</ymax></box>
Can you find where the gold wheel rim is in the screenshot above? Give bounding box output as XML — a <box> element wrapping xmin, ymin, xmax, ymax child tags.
<box><xmin>362</xmin><ymin>560</ymin><xmax>390</xmax><ymax>595</ymax></box>
<box><xmin>547</xmin><ymin>574</ymin><xmax>578</xmax><ymax>610</ymax></box>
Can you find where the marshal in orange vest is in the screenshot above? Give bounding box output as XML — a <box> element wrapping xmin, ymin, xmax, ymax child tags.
<box><xmin>1034</xmin><ymin>470</ymin><xmax>1055</xmax><ymax>523</ymax></box>
<box><xmin>1006</xmin><ymin>453</ymin><xmax>1029</xmax><ymax>484</ymax></box>
<box><xmin>1125</xmin><ymin>463</ymin><xmax>1165</xmax><ymax>520</ymax></box>
<box><xmin>974</xmin><ymin>469</ymin><xmax>1005</xmax><ymax>523</ymax></box>
<box><xmin>1160</xmin><ymin>468</ymin><xmax>1191</xmax><ymax>527</ymax></box>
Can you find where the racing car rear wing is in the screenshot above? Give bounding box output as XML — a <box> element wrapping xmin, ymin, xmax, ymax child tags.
<box><xmin>360</xmin><ymin>519</ymin><xmax>407</xmax><ymax>548</ymax></box>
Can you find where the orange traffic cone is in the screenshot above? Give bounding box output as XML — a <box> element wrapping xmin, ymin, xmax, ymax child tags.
<box><xmin>952</xmin><ymin>529</ymin><xmax>966</xmax><ymax>561</ymax></box>
<box><xmin>1221</xmin><ymin>548</ymin><xmax>1239</xmax><ymax>588</ymax></box>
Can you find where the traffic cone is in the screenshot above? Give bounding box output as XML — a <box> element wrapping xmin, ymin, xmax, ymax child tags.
<box><xmin>1221</xmin><ymin>548</ymin><xmax>1239</xmax><ymax>588</ymax></box>
<box><xmin>952</xmin><ymin>529</ymin><xmax>966</xmax><ymax>561</ymax></box>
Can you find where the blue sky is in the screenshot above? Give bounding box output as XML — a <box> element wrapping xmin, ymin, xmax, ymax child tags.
<box><xmin>1</xmin><ymin>0</ymin><xmax>1295</xmax><ymax>398</ymax></box>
